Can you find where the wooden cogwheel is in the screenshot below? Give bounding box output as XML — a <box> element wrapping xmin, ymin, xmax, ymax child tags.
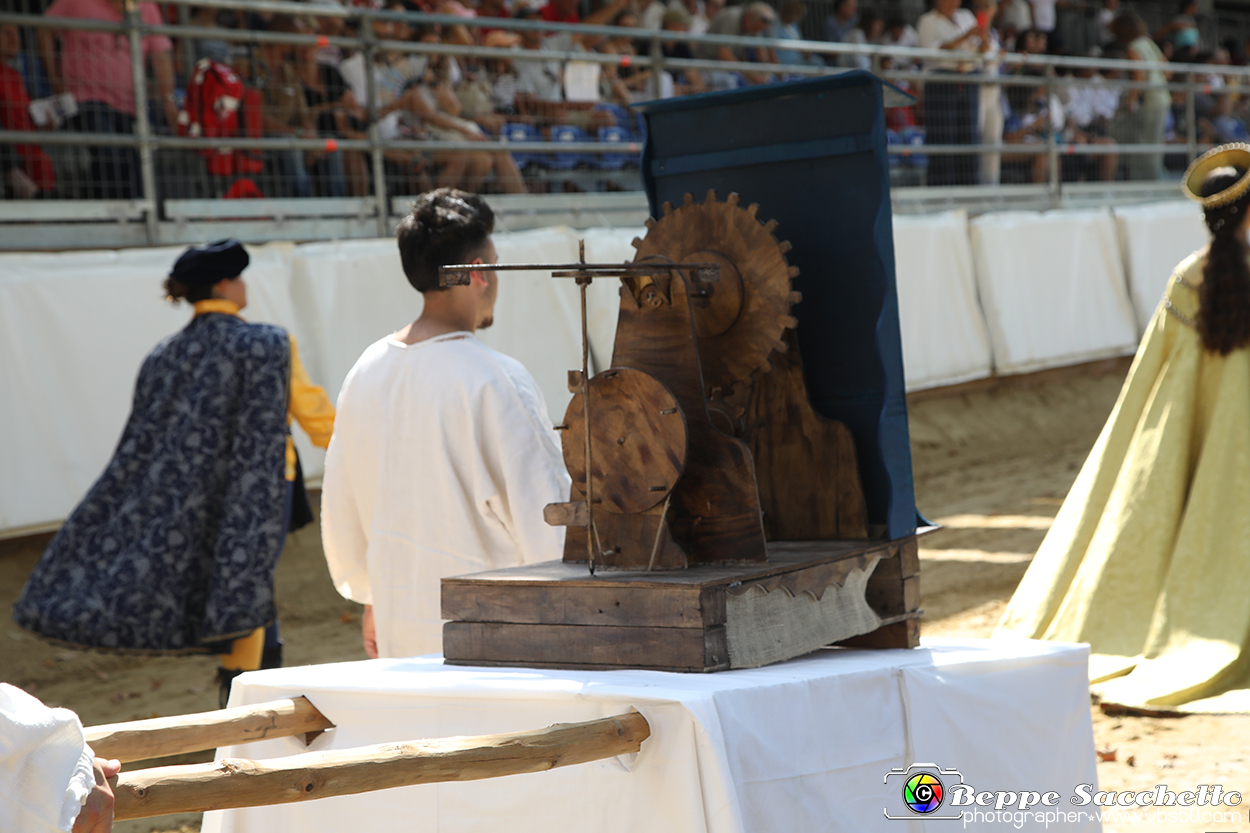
<box><xmin>631</xmin><ymin>190</ymin><xmax>801</xmax><ymax>396</ymax></box>
<box><xmin>563</xmin><ymin>368</ymin><xmax>688</xmax><ymax>514</ymax></box>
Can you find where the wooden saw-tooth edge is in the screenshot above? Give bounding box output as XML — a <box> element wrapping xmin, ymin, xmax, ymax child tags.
<box><xmin>632</xmin><ymin>191</ymin><xmax>797</xmax><ymax>393</ymax></box>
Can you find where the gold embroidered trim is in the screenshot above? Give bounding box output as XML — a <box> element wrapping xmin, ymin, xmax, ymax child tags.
<box><xmin>1163</xmin><ymin>294</ymin><xmax>1197</xmax><ymax>328</ymax></box>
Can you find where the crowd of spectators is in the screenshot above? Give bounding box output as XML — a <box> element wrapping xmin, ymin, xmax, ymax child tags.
<box><xmin>877</xmin><ymin>0</ymin><xmax>1250</xmax><ymax>184</ymax></box>
<box><xmin>1</xmin><ymin>0</ymin><xmax>1249</xmax><ymax>198</ymax></box>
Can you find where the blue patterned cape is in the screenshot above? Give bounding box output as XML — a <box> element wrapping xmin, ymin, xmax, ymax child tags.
<box><xmin>13</xmin><ymin>313</ymin><xmax>291</xmax><ymax>652</ymax></box>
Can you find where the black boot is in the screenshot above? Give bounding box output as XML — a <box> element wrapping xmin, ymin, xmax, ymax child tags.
<box><xmin>261</xmin><ymin>639</ymin><xmax>284</xmax><ymax>670</ymax></box>
<box><xmin>215</xmin><ymin>667</ymin><xmax>245</xmax><ymax>709</ymax></box>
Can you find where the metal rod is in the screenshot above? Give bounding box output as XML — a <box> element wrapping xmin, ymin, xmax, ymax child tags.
<box><xmin>1186</xmin><ymin>84</ymin><xmax>1198</xmax><ymax>164</ymax></box>
<box><xmin>36</xmin><ymin>0</ymin><xmax>1229</xmax><ymax>79</ymax></box>
<box><xmin>443</xmin><ymin>261</ymin><xmax>721</xmax><ymax>272</ymax></box>
<box><xmin>0</xmin><ymin>125</ymin><xmax>1186</xmax><ymax>157</ymax></box>
<box><xmin>646</xmin><ymin>494</ymin><xmax>672</xmax><ymax>572</ymax></box>
<box><xmin>577</xmin><ymin>239</ymin><xmax>595</xmax><ymax>576</ymax></box>
<box><xmin>177</xmin><ymin>3</ymin><xmax>193</xmax><ymax>82</ymax></box>
<box><xmin>439</xmin><ymin>262</ymin><xmax>720</xmax><ymax>286</ymax></box>
<box><xmin>360</xmin><ymin>10</ymin><xmax>390</xmax><ymax>238</ymax></box>
<box><xmin>125</xmin><ymin>0</ymin><xmax>158</xmax><ymax>245</ymax></box>
<box><xmin>1</xmin><ymin>7</ymin><xmax>1236</xmax><ymax>81</ymax></box>
<box><xmin>1045</xmin><ymin>65</ymin><xmax>1060</xmax><ymax>209</ymax></box>
<box><xmin>649</xmin><ymin>34</ymin><xmax>663</xmax><ymax>103</ymax></box>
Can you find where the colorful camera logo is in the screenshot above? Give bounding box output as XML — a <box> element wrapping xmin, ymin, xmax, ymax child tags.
<box><xmin>903</xmin><ymin>772</ymin><xmax>944</xmax><ymax>814</ymax></box>
<box><xmin>884</xmin><ymin>764</ymin><xmax>965</xmax><ymax>821</ymax></box>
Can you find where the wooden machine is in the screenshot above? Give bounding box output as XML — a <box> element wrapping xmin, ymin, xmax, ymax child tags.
<box><xmin>439</xmin><ymin>191</ymin><xmax>924</xmax><ymax>672</ymax></box>
<box><xmin>442</xmin><ymin>72</ymin><xmax>926</xmax><ymax>672</ymax></box>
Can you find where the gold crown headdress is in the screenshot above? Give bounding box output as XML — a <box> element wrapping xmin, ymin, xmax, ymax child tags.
<box><xmin>1182</xmin><ymin>143</ymin><xmax>1250</xmax><ymax>209</ymax></box>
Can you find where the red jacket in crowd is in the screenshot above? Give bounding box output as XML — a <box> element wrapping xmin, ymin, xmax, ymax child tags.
<box><xmin>0</xmin><ymin>63</ymin><xmax>56</xmax><ymax>193</ymax></box>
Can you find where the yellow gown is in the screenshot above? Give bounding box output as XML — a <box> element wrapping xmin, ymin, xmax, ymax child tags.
<box><xmin>995</xmin><ymin>249</ymin><xmax>1250</xmax><ymax>712</ymax></box>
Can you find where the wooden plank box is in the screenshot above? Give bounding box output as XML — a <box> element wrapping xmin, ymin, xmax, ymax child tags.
<box><xmin>442</xmin><ymin>537</ymin><xmax>923</xmax><ymax>673</ymax></box>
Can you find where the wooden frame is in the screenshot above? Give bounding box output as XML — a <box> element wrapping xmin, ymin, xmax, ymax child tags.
<box><xmin>444</xmin><ymin>536</ymin><xmax>927</xmax><ymax>672</ymax></box>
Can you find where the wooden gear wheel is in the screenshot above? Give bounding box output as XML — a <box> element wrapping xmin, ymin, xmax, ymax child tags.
<box><xmin>562</xmin><ymin>368</ymin><xmax>688</xmax><ymax>514</ymax></box>
<box><xmin>631</xmin><ymin>191</ymin><xmax>801</xmax><ymax>396</ymax></box>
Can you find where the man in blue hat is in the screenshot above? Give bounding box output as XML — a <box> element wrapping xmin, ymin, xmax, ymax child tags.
<box><xmin>13</xmin><ymin>240</ymin><xmax>335</xmax><ymax>707</ymax></box>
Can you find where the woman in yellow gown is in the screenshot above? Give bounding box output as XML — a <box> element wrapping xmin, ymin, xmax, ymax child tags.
<box><xmin>996</xmin><ymin>144</ymin><xmax>1250</xmax><ymax>712</ymax></box>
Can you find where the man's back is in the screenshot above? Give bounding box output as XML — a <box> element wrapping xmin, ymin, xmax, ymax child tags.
<box><xmin>322</xmin><ymin>330</ymin><xmax>570</xmax><ymax>658</ymax></box>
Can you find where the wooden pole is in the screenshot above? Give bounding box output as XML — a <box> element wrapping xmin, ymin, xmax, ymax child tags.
<box><xmin>86</xmin><ymin>697</ymin><xmax>335</xmax><ymax>764</ymax></box>
<box><xmin>113</xmin><ymin>711</ymin><xmax>650</xmax><ymax>820</ymax></box>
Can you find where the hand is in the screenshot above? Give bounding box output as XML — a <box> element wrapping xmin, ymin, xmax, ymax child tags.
<box><xmin>362</xmin><ymin>604</ymin><xmax>378</xmax><ymax>659</ymax></box>
<box><xmin>73</xmin><ymin>758</ymin><xmax>121</xmax><ymax>833</ymax></box>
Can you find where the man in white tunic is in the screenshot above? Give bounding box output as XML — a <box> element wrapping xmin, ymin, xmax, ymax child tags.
<box><xmin>321</xmin><ymin>189</ymin><xmax>571</xmax><ymax>659</ymax></box>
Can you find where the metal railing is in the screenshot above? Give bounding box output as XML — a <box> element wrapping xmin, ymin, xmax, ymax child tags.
<box><xmin>0</xmin><ymin>0</ymin><xmax>1233</xmax><ymax>247</ymax></box>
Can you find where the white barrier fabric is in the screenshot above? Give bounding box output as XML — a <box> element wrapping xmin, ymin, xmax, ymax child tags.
<box><xmin>969</xmin><ymin>208</ymin><xmax>1139</xmax><ymax>374</ymax></box>
<box><xmin>1112</xmin><ymin>201</ymin><xmax>1207</xmax><ymax>333</ymax></box>
<box><xmin>203</xmin><ymin>639</ymin><xmax>1097</xmax><ymax>833</ymax></box>
<box><xmin>0</xmin><ymin>243</ymin><xmax>295</xmax><ymax>533</ymax></box>
<box><xmin>0</xmin><ymin>206</ymin><xmax>1212</xmax><ymax>534</ymax></box>
<box><xmin>0</xmin><ymin>229</ymin><xmax>633</xmax><ymax>533</ymax></box>
<box><xmin>892</xmin><ymin>210</ymin><xmax>994</xmax><ymax>390</ymax></box>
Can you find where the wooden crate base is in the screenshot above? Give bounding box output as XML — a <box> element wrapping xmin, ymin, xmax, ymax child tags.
<box><xmin>442</xmin><ymin>536</ymin><xmax>925</xmax><ymax>672</ymax></box>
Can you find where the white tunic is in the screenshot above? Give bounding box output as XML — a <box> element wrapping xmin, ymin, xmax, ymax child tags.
<box><xmin>321</xmin><ymin>331</ymin><xmax>571</xmax><ymax>659</ymax></box>
<box><xmin>0</xmin><ymin>684</ymin><xmax>96</xmax><ymax>833</ymax></box>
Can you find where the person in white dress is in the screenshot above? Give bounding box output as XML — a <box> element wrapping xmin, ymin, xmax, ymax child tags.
<box><xmin>321</xmin><ymin>189</ymin><xmax>571</xmax><ymax>660</ymax></box>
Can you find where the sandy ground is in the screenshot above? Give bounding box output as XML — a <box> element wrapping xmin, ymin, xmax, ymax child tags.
<box><xmin>2</xmin><ymin>358</ymin><xmax>1247</xmax><ymax>833</ymax></box>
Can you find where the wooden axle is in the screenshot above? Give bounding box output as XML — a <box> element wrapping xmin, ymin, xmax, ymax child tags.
<box><xmin>111</xmin><ymin>711</ymin><xmax>650</xmax><ymax>820</ymax></box>
<box><xmin>86</xmin><ymin>696</ymin><xmax>334</xmax><ymax>764</ymax></box>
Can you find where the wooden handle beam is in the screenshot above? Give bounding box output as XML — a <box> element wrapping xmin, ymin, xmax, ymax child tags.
<box><xmin>85</xmin><ymin>696</ymin><xmax>335</xmax><ymax>764</ymax></box>
<box><xmin>113</xmin><ymin>711</ymin><xmax>650</xmax><ymax>820</ymax></box>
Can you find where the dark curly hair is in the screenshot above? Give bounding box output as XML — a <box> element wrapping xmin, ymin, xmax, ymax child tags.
<box><xmin>162</xmin><ymin>276</ymin><xmax>215</xmax><ymax>304</ymax></box>
<box><xmin>395</xmin><ymin>188</ymin><xmax>495</xmax><ymax>293</ymax></box>
<box><xmin>1198</xmin><ymin>167</ymin><xmax>1250</xmax><ymax>354</ymax></box>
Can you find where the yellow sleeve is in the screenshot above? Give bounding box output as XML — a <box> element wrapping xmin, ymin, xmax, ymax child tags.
<box><xmin>288</xmin><ymin>334</ymin><xmax>336</xmax><ymax>449</ymax></box>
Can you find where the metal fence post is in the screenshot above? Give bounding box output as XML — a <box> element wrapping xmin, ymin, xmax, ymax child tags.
<box><xmin>1045</xmin><ymin>64</ymin><xmax>1059</xmax><ymax>208</ymax></box>
<box><xmin>650</xmin><ymin>34</ymin><xmax>664</xmax><ymax>102</ymax></box>
<box><xmin>362</xmin><ymin>11</ymin><xmax>390</xmax><ymax>238</ymax></box>
<box><xmin>125</xmin><ymin>0</ymin><xmax>159</xmax><ymax>244</ymax></box>
<box><xmin>1186</xmin><ymin>78</ymin><xmax>1198</xmax><ymax>162</ymax></box>
<box><xmin>177</xmin><ymin>3</ymin><xmax>193</xmax><ymax>83</ymax></box>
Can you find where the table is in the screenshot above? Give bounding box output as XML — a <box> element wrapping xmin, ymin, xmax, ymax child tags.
<box><xmin>203</xmin><ymin>638</ymin><xmax>1098</xmax><ymax>833</ymax></box>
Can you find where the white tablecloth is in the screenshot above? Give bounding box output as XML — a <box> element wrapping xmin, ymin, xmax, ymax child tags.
<box><xmin>204</xmin><ymin>638</ymin><xmax>1097</xmax><ymax>833</ymax></box>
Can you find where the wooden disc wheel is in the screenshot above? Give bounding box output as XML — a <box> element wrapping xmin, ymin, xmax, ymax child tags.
<box><xmin>631</xmin><ymin>191</ymin><xmax>800</xmax><ymax>395</ymax></box>
<box><xmin>562</xmin><ymin>368</ymin><xmax>687</xmax><ymax>514</ymax></box>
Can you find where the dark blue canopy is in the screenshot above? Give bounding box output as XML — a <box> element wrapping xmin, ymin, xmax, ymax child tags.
<box><xmin>635</xmin><ymin>71</ymin><xmax>922</xmax><ymax>539</ymax></box>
